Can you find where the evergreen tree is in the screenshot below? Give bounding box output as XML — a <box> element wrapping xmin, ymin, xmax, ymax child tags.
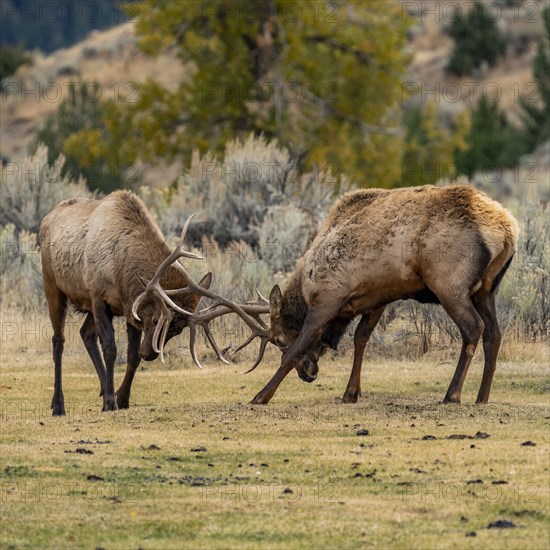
<box><xmin>455</xmin><ymin>95</ymin><xmax>529</xmax><ymax>177</ymax></box>
<box><xmin>520</xmin><ymin>6</ymin><xmax>550</xmax><ymax>150</ymax></box>
<box><xmin>448</xmin><ymin>1</ymin><xmax>506</xmax><ymax>75</ymax></box>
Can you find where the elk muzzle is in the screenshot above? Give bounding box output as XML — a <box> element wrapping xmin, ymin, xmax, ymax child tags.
<box><xmin>139</xmin><ymin>335</ymin><xmax>160</xmax><ymax>361</ymax></box>
<box><xmin>296</xmin><ymin>355</ymin><xmax>319</xmax><ymax>383</ymax></box>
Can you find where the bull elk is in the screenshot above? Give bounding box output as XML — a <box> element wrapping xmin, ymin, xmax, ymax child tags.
<box><xmin>39</xmin><ymin>191</ymin><xmax>266</xmax><ymax>415</ymax></box>
<box><xmin>207</xmin><ymin>185</ymin><xmax>518</xmax><ymax>406</ymax></box>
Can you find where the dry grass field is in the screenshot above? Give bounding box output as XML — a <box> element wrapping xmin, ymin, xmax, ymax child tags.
<box><xmin>1</xmin><ymin>323</ymin><xmax>548</xmax><ymax>549</ymax></box>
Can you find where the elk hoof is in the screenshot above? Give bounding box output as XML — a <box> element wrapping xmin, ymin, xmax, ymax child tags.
<box><xmin>443</xmin><ymin>395</ymin><xmax>461</xmax><ymax>404</ymax></box>
<box><xmin>342</xmin><ymin>391</ymin><xmax>359</xmax><ymax>404</ymax></box>
<box><xmin>102</xmin><ymin>397</ymin><xmax>118</xmax><ymax>412</ymax></box>
<box><xmin>51</xmin><ymin>395</ymin><xmax>65</xmax><ymax>416</ymax></box>
<box><xmin>116</xmin><ymin>394</ymin><xmax>130</xmax><ymax>409</ymax></box>
<box><xmin>250</xmin><ymin>396</ymin><xmax>269</xmax><ymax>405</ymax></box>
<box><xmin>51</xmin><ymin>403</ymin><xmax>66</xmax><ymax>416</ymax></box>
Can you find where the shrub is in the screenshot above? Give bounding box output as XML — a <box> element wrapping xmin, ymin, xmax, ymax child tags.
<box><xmin>0</xmin><ymin>225</ymin><xmax>44</xmax><ymax>313</ymax></box>
<box><xmin>140</xmin><ymin>135</ymin><xmax>350</xmax><ymax>267</ymax></box>
<box><xmin>498</xmin><ymin>193</ymin><xmax>549</xmax><ymax>340</ymax></box>
<box><xmin>0</xmin><ymin>46</ymin><xmax>32</xmax><ymax>82</ymax></box>
<box><xmin>0</xmin><ymin>144</ymin><xmax>92</xmax><ymax>233</ymax></box>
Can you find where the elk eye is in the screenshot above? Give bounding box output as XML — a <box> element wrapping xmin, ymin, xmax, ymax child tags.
<box><xmin>152</xmin><ymin>317</ymin><xmax>158</xmax><ymax>326</ymax></box>
<box><xmin>276</xmin><ymin>336</ymin><xmax>287</xmax><ymax>348</ymax></box>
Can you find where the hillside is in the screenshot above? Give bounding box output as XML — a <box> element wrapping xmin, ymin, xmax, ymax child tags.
<box><xmin>0</xmin><ymin>21</ymin><xmax>186</xmax><ymax>162</ymax></box>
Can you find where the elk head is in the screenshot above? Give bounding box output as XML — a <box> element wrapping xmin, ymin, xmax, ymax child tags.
<box><xmin>197</xmin><ymin>283</ymin><xmax>325</xmax><ymax>383</ymax></box>
<box><xmin>267</xmin><ymin>285</ymin><xmax>321</xmax><ymax>383</ymax></box>
<box><xmin>133</xmin><ymin>272</ymin><xmax>212</xmax><ymax>361</ymax></box>
<box><xmin>131</xmin><ymin>214</ymin><xmax>213</xmax><ymax>362</ymax></box>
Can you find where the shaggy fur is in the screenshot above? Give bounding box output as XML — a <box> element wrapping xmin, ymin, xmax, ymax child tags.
<box><xmin>40</xmin><ymin>191</ymin><xmax>210</xmax><ymax>415</ymax></box>
<box><xmin>256</xmin><ymin>185</ymin><xmax>518</xmax><ymax>405</ymax></box>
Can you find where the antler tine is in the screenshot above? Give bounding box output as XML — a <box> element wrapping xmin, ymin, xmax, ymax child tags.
<box><xmin>169</xmin><ymin>298</ymin><xmax>271</xmax><ymax>369</ymax></box>
<box><xmin>254</xmin><ymin>288</ymin><xmax>269</xmax><ymax>305</ymax></box>
<box><xmin>227</xmin><ymin>333</ymin><xmax>257</xmax><ymax>356</ymax></box>
<box><xmin>188</xmin><ymin>323</ymin><xmax>204</xmax><ymax>369</ymax></box>
<box><xmin>197</xmin><ymin>321</ymin><xmax>231</xmax><ymax>365</ymax></box>
<box><xmin>148</xmin><ymin>213</ymin><xmax>202</xmax><ymax>287</ymax></box>
<box><xmin>242</xmin><ymin>336</ymin><xmax>270</xmax><ymax>374</ymax></box>
<box><xmin>132</xmin><ymin>212</ymin><xmax>202</xmax><ymax>322</ymax></box>
<box><xmin>186</xmin><ymin>304</ymin><xmax>247</xmax><ymax>367</ymax></box>
<box><xmin>157</xmin><ymin>314</ymin><xmax>172</xmax><ymax>364</ymax></box>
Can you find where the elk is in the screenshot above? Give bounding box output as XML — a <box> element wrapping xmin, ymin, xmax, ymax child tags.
<box><xmin>204</xmin><ymin>185</ymin><xmax>518</xmax><ymax>406</ymax></box>
<box><xmin>40</xmin><ymin>191</ymin><xmax>267</xmax><ymax>416</ymax></box>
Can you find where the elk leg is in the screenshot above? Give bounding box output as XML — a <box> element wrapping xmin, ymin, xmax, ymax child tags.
<box><xmin>46</xmin><ymin>286</ymin><xmax>68</xmax><ymax>416</ymax></box>
<box><xmin>438</xmin><ymin>295</ymin><xmax>484</xmax><ymax>404</ymax></box>
<box><xmin>92</xmin><ymin>300</ymin><xmax>118</xmax><ymax>412</ymax></box>
<box><xmin>250</xmin><ymin>304</ymin><xmax>338</xmax><ymax>405</ymax></box>
<box><xmin>79</xmin><ymin>313</ymin><xmax>106</xmax><ymax>397</ymax></box>
<box><xmin>472</xmin><ymin>291</ymin><xmax>501</xmax><ymax>404</ymax></box>
<box><xmin>116</xmin><ymin>323</ymin><xmax>142</xmax><ymax>409</ymax></box>
<box><xmin>343</xmin><ymin>306</ymin><xmax>386</xmax><ymax>404</ymax></box>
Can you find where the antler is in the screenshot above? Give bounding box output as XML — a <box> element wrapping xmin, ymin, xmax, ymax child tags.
<box><xmin>131</xmin><ymin>213</ymin><xmax>272</xmax><ymax>368</ymax></box>
<box><xmin>179</xmin><ymin>291</ymin><xmax>270</xmax><ymax>370</ymax></box>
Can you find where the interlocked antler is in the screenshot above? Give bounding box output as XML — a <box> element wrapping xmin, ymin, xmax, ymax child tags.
<box><xmin>179</xmin><ymin>290</ymin><xmax>270</xmax><ymax>370</ymax></box>
<box><xmin>132</xmin><ymin>214</ymin><xmax>271</xmax><ymax>368</ymax></box>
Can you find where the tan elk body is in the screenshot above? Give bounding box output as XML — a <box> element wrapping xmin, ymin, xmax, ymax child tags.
<box><xmin>248</xmin><ymin>185</ymin><xmax>518</xmax><ymax>405</ymax></box>
<box><xmin>40</xmin><ymin>191</ymin><xmax>212</xmax><ymax>415</ymax></box>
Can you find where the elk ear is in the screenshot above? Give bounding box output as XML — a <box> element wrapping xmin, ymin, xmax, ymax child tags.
<box><xmin>198</xmin><ymin>272</ymin><xmax>212</xmax><ymax>290</ymax></box>
<box><xmin>269</xmin><ymin>285</ymin><xmax>283</xmax><ymax>318</ymax></box>
<box><xmin>135</xmin><ymin>273</ymin><xmax>149</xmax><ymax>289</ymax></box>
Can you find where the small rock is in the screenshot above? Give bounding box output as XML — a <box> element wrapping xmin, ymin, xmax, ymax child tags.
<box><xmin>521</xmin><ymin>441</ymin><xmax>536</xmax><ymax>447</ymax></box>
<box><xmin>283</xmin><ymin>488</ymin><xmax>293</xmax><ymax>494</ymax></box>
<box><xmin>191</xmin><ymin>447</ymin><xmax>207</xmax><ymax>453</ymax></box>
<box><xmin>76</xmin><ymin>448</ymin><xmax>93</xmax><ymax>455</ymax></box>
<box><xmin>422</xmin><ymin>435</ymin><xmax>436</xmax><ymax>440</ymax></box>
<box><xmin>491</xmin><ymin>480</ymin><xmax>508</xmax><ymax>485</ymax></box>
<box><xmin>475</xmin><ymin>432</ymin><xmax>490</xmax><ymax>439</ymax></box>
<box><xmin>465</xmin><ymin>531</ymin><xmax>477</xmax><ymax>537</ymax></box>
<box><xmin>86</xmin><ymin>474</ymin><xmax>104</xmax><ymax>482</ymax></box>
<box><xmin>145</xmin><ymin>444</ymin><xmax>160</xmax><ymax>451</ymax></box>
<box><xmin>488</xmin><ymin>519</ymin><xmax>516</xmax><ymax>529</ymax></box>
<box><xmin>467</xmin><ymin>479</ymin><xmax>483</xmax><ymax>484</ymax></box>
<box><xmin>356</xmin><ymin>429</ymin><xmax>369</xmax><ymax>436</ymax></box>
